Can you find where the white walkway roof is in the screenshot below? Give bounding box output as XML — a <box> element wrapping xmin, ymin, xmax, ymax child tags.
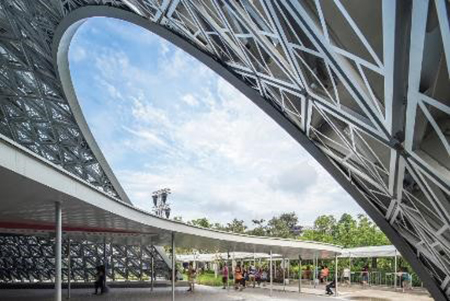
<box><xmin>340</xmin><ymin>245</ymin><xmax>399</xmax><ymax>258</ymax></box>
<box><xmin>0</xmin><ymin>136</ymin><xmax>341</xmax><ymax>259</ymax></box>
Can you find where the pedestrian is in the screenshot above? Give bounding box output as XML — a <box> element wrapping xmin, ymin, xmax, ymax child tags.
<box><xmin>248</xmin><ymin>264</ymin><xmax>256</xmax><ymax>288</ymax></box>
<box><xmin>320</xmin><ymin>265</ymin><xmax>329</xmax><ymax>283</ymax></box>
<box><xmin>255</xmin><ymin>268</ymin><xmax>262</xmax><ymax>287</ymax></box>
<box><xmin>234</xmin><ymin>263</ymin><xmax>244</xmax><ymax>291</ymax></box>
<box><xmin>304</xmin><ymin>265</ymin><xmax>311</xmax><ymax>281</ymax></box>
<box><xmin>342</xmin><ymin>267</ymin><xmax>351</xmax><ymax>286</ymax></box>
<box><xmin>187</xmin><ymin>262</ymin><xmax>196</xmax><ymax>292</ymax></box>
<box><xmin>325</xmin><ymin>279</ymin><xmax>336</xmax><ymax>295</ymax></box>
<box><xmin>222</xmin><ymin>263</ymin><xmax>228</xmax><ymax>289</ymax></box>
<box><xmin>93</xmin><ymin>265</ymin><xmax>105</xmax><ymax>295</ymax></box>
<box><xmin>401</xmin><ymin>267</ymin><xmax>412</xmax><ymax>292</ymax></box>
<box><xmin>361</xmin><ymin>266</ymin><xmax>369</xmax><ymax>286</ymax></box>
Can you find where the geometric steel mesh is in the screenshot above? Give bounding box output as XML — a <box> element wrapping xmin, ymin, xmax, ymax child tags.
<box><xmin>0</xmin><ymin>234</ymin><xmax>171</xmax><ymax>283</ymax></box>
<box><xmin>0</xmin><ymin>0</ymin><xmax>448</xmax><ymax>299</ymax></box>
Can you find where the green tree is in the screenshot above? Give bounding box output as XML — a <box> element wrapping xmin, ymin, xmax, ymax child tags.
<box><xmin>334</xmin><ymin>213</ymin><xmax>358</xmax><ymax>247</ymax></box>
<box><xmin>266</xmin><ymin>212</ymin><xmax>299</xmax><ymax>238</ymax></box>
<box><xmin>301</xmin><ymin>215</ymin><xmax>337</xmax><ymax>243</ymax></box>
<box><xmin>189</xmin><ymin>217</ymin><xmax>212</xmax><ymax>228</ymax></box>
<box><xmin>247</xmin><ymin>219</ymin><xmax>267</xmax><ymax>236</ymax></box>
<box><xmin>225</xmin><ymin>218</ymin><xmax>247</xmax><ymax>233</ymax></box>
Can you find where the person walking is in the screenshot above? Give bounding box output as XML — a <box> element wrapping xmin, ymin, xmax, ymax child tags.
<box><xmin>93</xmin><ymin>265</ymin><xmax>105</xmax><ymax>295</ymax></box>
<box><xmin>320</xmin><ymin>266</ymin><xmax>329</xmax><ymax>283</ymax></box>
<box><xmin>222</xmin><ymin>263</ymin><xmax>229</xmax><ymax>289</ymax></box>
<box><xmin>234</xmin><ymin>263</ymin><xmax>244</xmax><ymax>291</ymax></box>
<box><xmin>361</xmin><ymin>266</ymin><xmax>369</xmax><ymax>287</ymax></box>
<box><xmin>187</xmin><ymin>262</ymin><xmax>197</xmax><ymax>292</ymax></box>
<box><xmin>343</xmin><ymin>267</ymin><xmax>351</xmax><ymax>286</ymax></box>
<box><xmin>401</xmin><ymin>267</ymin><xmax>412</xmax><ymax>292</ymax></box>
<box><xmin>325</xmin><ymin>279</ymin><xmax>336</xmax><ymax>295</ymax></box>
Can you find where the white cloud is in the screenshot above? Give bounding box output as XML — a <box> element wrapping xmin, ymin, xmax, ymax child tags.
<box><xmin>71</xmin><ymin>18</ymin><xmax>365</xmax><ymax>228</ymax></box>
<box><xmin>70</xmin><ymin>46</ymin><xmax>87</xmax><ymax>62</ymax></box>
<box><xmin>181</xmin><ymin>94</ymin><xmax>199</xmax><ymax>106</ymax></box>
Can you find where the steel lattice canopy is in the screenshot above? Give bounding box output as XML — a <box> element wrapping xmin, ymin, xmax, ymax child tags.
<box><xmin>0</xmin><ymin>1</ymin><xmax>448</xmax><ymax>300</ymax></box>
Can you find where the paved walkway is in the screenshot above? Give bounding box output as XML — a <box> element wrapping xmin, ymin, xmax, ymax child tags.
<box><xmin>0</xmin><ymin>284</ymin><xmax>433</xmax><ymax>300</ymax></box>
<box><xmin>0</xmin><ymin>285</ymin><xmax>337</xmax><ymax>301</ymax></box>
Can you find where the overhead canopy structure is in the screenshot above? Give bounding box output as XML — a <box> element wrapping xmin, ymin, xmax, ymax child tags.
<box><xmin>0</xmin><ymin>1</ymin><xmax>448</xmax><ymax>300</ymax></box>
<box><xmin>0</xmin><ymin>135</ymin><xmax>341</xmax><ymax>260</ymax></box>
<box><xmin>177</xmin><ymin>252</ymin><xmax>275</xmax><ymax>263</ymax></box>
<box><xmin>340</xmin><ymin>246</ymin><xmax>398</xmax><ymax>259</ymax></box>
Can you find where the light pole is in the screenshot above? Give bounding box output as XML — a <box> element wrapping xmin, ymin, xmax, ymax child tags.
<box><xmin>152</xmin><ymin>188</ymin><xmax>172</xmax><ymax>218</ymax></box>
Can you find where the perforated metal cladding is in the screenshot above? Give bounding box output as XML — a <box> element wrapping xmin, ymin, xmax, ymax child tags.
<box><xmin>0</xmin><ymin>234</ymin><xmax>171</xmax><ymax>282</ymax></box>
<box><xmin>0</xmin><ymin>1</ymin><xmax>448</xmax><ymax>299</ymax></box>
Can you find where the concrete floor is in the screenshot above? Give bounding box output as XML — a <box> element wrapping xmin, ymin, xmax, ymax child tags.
<box><xmin>0</xmin><ymin>286</ymin><xmax>337</xmax><ymax>301</ymax></box>
<box><xmin>0</xmin><ymin>284</ymin><xmax>433</xmax><ymax>301</ymax></box>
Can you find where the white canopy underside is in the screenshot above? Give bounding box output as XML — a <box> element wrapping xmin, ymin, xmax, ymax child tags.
<box><xmin>0</xmin><ymin>136</ymin><xmax>341</xmax><ymax>260</ymax></box>
<box><xmin>339</xmin><ymin>245</ymin><xmax>399</xmax><ymax>258</ymax></box>
<box><xmin>176</xmin><ymin>245</ymin><xmax>399</xmax><ymax>262</ymax></box>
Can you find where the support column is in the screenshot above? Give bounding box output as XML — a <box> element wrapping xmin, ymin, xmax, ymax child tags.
<box><xmin>227</xmin><ymin>251</ymin><xmax>230</xmax><ymax>290</ymax></box>
<box><xmin>269</xmin><ymin>250</ymin><xmax>273</xmax><ymax>297</ymax></box>
<box><xmin>349</xmin><ymin>255</ymin><xmax>352</xmax><ymax>286</ymax></box>
<box><xmin>67</xmin><ymin>239</ymin><xmax>71</xmax><ymax>300</ymax></box>
<box><xmin>287</xmin><ymin>258</ymin><xmax>290</xmax><ymax>285</ymax></box>
<box><xmin>103</xmin><ymin>239</ymin><xmax>107</xmax><ymax>289</ymax></box>
<box><xmin>151</xmin><ymin>255</ymin><xmax>154</xmax><ymax>292</ymax></box>
<box><xmin>171</xmin><ymin>232</ymin><xmax>176</xmax><ymax>301</ymax></box>
<box><xmin>283</xmin><ymin>257</ymin><xmax>286</xmax><ymax>291</ymax></box>
<box><xmin>335</xmin><ymin>254</ymin><xmax>338</xmax><ymax>297</ymax></box>
<box><xmin>394</xmin><ymin>250</ymin><xmax>398</xmax><ymax>290</ymax></box>
<box><xmin>55</xmin><ymin>202</ymin><xmax>62</xmax><ymax>301</ymax></box>
<box><xmin>313</xmin><ymin>255</ymin><xmax>317</xmax><ymax>288</ymax></box>
<box><xmin>298</xmin><ymin>256</ymin><xmax>302</xmax><ymax>293</ymax></box>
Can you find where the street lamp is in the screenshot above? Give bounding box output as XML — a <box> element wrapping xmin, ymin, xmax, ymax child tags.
<box><xmin>152</xmin><ymin>188</ymin><xmax>172</xmax><ymax>218</ymax></box>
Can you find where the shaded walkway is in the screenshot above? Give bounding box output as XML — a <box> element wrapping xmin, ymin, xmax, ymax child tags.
<box><xmin>0</xmin><ymin>286</ymin><xmax>336</xmax><ymax>301</ymax></box>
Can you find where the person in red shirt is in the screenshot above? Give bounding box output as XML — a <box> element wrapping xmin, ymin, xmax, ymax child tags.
<box><xmin>222</xmin><ymin>263</ymin><xmax>229</xmax><ymax>289</ymax></box>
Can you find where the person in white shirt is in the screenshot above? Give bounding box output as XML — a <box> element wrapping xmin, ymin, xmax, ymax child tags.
<box><xmin>342</xmin><ymin>267</ymin><xmax>351</xmax><ymax>286</ymax></box>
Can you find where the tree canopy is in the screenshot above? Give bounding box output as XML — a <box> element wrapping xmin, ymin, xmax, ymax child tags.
<box><xmin>181</xmin><ymin>212</ymin><xmax>390</xmax><ymax>248</ymax></box>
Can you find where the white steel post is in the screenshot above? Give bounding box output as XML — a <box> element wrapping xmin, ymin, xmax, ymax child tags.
<box><xmin>151</xmin><ymin>255</ymin><xmax>154</xmax><ymax>291</ymax></box>
<box><xmin>283</xmin><ymin>257</ymin><xmax>286</xmax><ymax>291</ymax></box>
<box><xmin>227</xmin><ymin>251</ymin><xmax>230</xmax><ymax>290</ymax></box>
<box><xmin>313</xmin><ymin>255</ymin><xmax>317</xmax><ymax>288</ymax></box>
<box><xmin>287</xmin><ymin>259</ymin><xmax>290</xmax><ymax>288</ymax></box>
<box><xmin>298</xmin><ymin>256</ymin><xmax>302</xmax><ymax>293</ymax></box>
<box><xmin>349</xmin><ymin>255</ymin><xmax>352</xmax><ymax>286</ymax></box>
<box><xmin>270</xmin><ymin>250</ymin><xmax>273</xmax><ymax>297</ymax></box>
<box><xmin>55</xmin><ymin>202</ymin><xmax>62</xmax><ymax>301</ymax></box>
<box><xmin>67</xmin><ymin>239</ymin><xmax>71</xmax><ymax>299</ymax></box>
<box><xmin>394</xmin><ymin>250</ymin><xmax>398</xmax><ymax>290</ymax></box>
<box><xmin>172</xmin><ymin>232</ymin><xmax>176</xmax><ymax>301</ymax></box>
<box><xmin>335</xmin><ymin>254</ymin><xmax>338</xmax><ymax>297</ymax></box>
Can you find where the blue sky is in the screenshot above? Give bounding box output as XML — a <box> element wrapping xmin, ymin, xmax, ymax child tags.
<box><xmin>69</xmin><ymin>17</ymin><xmax>364</xmax><ymax>226</ymax></box>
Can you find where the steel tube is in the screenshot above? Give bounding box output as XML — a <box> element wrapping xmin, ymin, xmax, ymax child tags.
<box><xmin>269</xmin><ymin>250</ymin><xmax>273</xmax><ymax>297</ymax></box>
<box><xmin>55</xmin><ymin>202</ymin><xmax>62</xmax><ymax>301</ymax></box>
<box><xmin>172</xmin><ymin>232</ymin><xmax>176</xmax><ymax>301</ymax></box>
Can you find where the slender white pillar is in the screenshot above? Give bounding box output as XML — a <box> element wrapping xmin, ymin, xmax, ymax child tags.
<box><xmin>227</xmin><ymin>251</ymin><xmax>230</xmax><ymax>290</ymax></box>
<box><xmin>283</xmin><ymin>257</ymin><xmax>286</xmax><ymax>291</ymax></box>
<box><xmin>67</xmin><ymin>239</ymin><xmax>71</xmax><ymax>299</ymax></box>
<box><xmin>269</xmin><ymin>250</ymin><xmax>273</xmax><ymax>297</ymax></box>
<box><xmin>394</xmin><ymin>251</ymin><xmax>398</xmax><ymax>290</ymax></box>
<box><xmin>335</xmin><ymin>254</ymin><xmax>338</xmax><ymax>297</ymax></box>
<box><xmin>55</xmin><ymin>202</ymin><xmax>62</xmax><ymax>301</ymax></box>
<box><xmin>313</xmin><ymin>255</ymin><xmax>317</xmax><ymax>288</ymax></box>
<box><xmin>349</xmin><ymin>255</ymin><xmax>352</xmax><ymax>286</ymax></box>
<box><xmin>151</xmin><ymin>255</ymin><xmax>154</xmax><ymax>291</ymax></box>
<box><xmin>287</xmin><ymin>259</ymin><xmax>290</xmax><ymax>284</ymax></box>
<box><xmin>298</xmin><ymin>256</ymin><xmax>302</xmax><ymax>293</ymax></box>
<box><xmin>172</xmin><ymin>232</ymin><xmax>176</xmax><ymax>301</ymax></box>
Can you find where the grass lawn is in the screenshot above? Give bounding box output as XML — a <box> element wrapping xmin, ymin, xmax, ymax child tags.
<box><xmin>184</xmin><ymin>271</ymin><xmax>233</xmax><ymax>287</ymax></box>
